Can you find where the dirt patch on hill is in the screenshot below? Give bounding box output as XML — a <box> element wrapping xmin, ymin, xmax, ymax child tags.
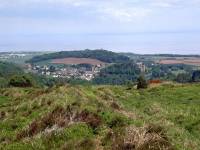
<box><xmin>52</xmin><ymin>57</ymin><xmax>106</xmax><ymax>65</ymax></box>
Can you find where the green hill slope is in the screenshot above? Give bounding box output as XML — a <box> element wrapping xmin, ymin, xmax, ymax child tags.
<box><xmin>0</xmin><ymin>61</ymin><xmax>23</xmax><ymax>78</ymax></box>
<box><xmin>0</xmin><ymin>61</ymin><xmax>24</xmax><ymax>87</ymax></box>
<box><xmin>0</xmin><ymin>84</ymin><xmax>200</xmax><ymax>149</ymax></box>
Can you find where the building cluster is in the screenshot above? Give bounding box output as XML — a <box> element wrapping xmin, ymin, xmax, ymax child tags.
<box><xmin>27</xmin><ymin>64</ymin><xmax>104</xmax><ymax>81</ymax></box>
<box><xmin>136</xmin><ymin>62</ymin><xmax>146</xmax><ymax>72</ymax></box>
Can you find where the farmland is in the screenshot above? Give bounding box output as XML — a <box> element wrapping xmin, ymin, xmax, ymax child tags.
<box><xmin>51</xmin><ymin>57</ymin><xmax>106</xmax><ymax>65</ymax></box>
<box><xmin>158</xmin><ymin>58</ymin><xmax>200</xmax><ymax>66</ymax></box>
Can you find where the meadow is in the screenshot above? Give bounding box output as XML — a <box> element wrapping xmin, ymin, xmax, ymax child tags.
<box><xmin>0</xmin><ymin>83</ymin><xmax>200</xmax><ymax>149</ymax></box>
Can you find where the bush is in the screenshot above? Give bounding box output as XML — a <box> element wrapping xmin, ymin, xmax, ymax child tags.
<box><xmin>9</xmin><ymin>75</ymin><xmax>33</xmax><ymax>87</ymax></box>
<box><xmin>137</xmin><ymin>75</ymin><xmax>148</xmax><ymax>89</ymax></box>
<box><xmin>192</xmin><ymin>70</ymin><xmax>200</xmax><ymax>82</ymax></box>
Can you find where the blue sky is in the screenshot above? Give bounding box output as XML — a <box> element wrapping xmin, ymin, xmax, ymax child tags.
<box><xmin>0</xmin><ymin>0</ymin><xmax>200</xmax><ymax>54</ymax></box>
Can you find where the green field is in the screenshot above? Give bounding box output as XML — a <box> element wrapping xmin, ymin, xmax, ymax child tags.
<box><xmin>0</xmin><ymin>83</ymin><xmax>200</xmax><ymax>149</ymax></box>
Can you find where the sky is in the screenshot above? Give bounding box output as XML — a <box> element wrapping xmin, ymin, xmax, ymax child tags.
<box><xmin>0</xmin><ymin>0</ymin><xmax>200</xmax><ymax>54</ymax></box>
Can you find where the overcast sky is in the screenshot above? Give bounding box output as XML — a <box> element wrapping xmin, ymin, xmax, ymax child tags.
<box><xmin>0</xmin><ymin>0</ymin><xmax>200</xmax><ymax>54</ymax></box>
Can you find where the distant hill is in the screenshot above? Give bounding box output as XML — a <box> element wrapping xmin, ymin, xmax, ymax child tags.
<box><xmin>120</xmin><ymin>52</ymin><xmax>200</xmax><ymax>58</ymax></box>
<box><xmin>26</xmin><ymin>49</ymin><xmax>130</xmax><ymax>64</ymax></box>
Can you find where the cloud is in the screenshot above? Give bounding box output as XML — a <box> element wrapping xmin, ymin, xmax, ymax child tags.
<box><xmin>0</xmin><ymin>0</ymin><xmax>153</xmax><ymax>22</ymax></box>
<box><xmin>150</xmin><ymin>0</ymin><xmax>200</xmax><ymax>8</ymax></box>
<box><xmin>0</xmin><ymin>0</ymin><xmax>92</xmax><ymax>7</ymax></box>
<box><xmin>151</xmin><ymin>1</ymin><xmax>175</xmax><ymax>8</ymax></box>
<box><xmin>98</xmin><ymin>6</ymin><xmax>151</xmax><ymax>22</ymax></box>
<box><xmin>0</xmin><ymin>0</ymin><xmax>200</xmax><ymax>24</ymax></box>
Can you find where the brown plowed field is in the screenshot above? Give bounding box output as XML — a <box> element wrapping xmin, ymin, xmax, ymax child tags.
<box><xmin>158</xmin><ymin>59</ymin><xmax>200</xmax><ymax>66</ymax></box>
<box><xmin>51</xmin><ymin>57</ymin><xmax>105</xmax><ymax>65</ymax></box>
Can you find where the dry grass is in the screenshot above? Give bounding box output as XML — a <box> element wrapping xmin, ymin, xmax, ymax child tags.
<box><xmin>111</xmin><ymin>124</ymin><xmax>174</xmax><ymax>150</ymax></box>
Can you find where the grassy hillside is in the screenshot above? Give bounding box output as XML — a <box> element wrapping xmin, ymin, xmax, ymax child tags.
<box><xmin>0</xmin><ymin>83</ymin><xmax>200</xmax><ymax>149</ymax></box>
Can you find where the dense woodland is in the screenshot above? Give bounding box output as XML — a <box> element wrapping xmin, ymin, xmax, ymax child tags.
<box><xmin>150</xmin><ymin>64</ymin><xmax>192</xmax><ymax>80</ymax></box>
<box><xmin>92</xmin><ymin>61</ymin><xmax>141</xmax><ymax>85</ymax></box>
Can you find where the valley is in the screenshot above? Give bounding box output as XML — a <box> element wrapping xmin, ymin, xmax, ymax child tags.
<box><xmin>1</xmin><ymin>50</ymin><xmax>200</xmax><ymax>150</ymax></box>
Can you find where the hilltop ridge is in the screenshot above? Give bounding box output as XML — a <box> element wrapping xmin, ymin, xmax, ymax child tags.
<box><xmin>26</xmin><ymin>49</ymin><xmax>130</xmax><ymax>64</ymax></box>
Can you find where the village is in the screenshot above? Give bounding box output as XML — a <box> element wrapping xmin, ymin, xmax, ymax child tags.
<box><xmin>26</xmin><ymin>63</ymin><xmax>105</xmax><ymax>81</ymax></box>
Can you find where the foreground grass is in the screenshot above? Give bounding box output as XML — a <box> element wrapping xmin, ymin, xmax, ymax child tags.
<box><xmin>0</xmin><ymin>83</ymin><xmax>200</xmax><ymax>149</ymax></box>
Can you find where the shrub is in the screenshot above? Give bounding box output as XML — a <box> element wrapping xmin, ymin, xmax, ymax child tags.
<box><xmin>192</xmin><ymin>70</ymin><xmax>200</xmax><ymax>82</ymax></box>
<box><xmin>9</xmin><ymin>75</ymin><xmax>33</xmax><ymax>87</ymax></box>
<box><xmin>137</xmin><ymin>75</ymin><xmax>148</xmax><ymax>89</ymax></box>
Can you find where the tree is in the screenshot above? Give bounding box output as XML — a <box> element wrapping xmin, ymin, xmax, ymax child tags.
<box><xmin>192</xmin><ymin>70</ymin><xmax>200</xmax><ymax>82</ymax></box>
<box><xmin>137</xmin><ymin>75</ymin><xmax>148</xmax><ymax>89</ymax></box>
